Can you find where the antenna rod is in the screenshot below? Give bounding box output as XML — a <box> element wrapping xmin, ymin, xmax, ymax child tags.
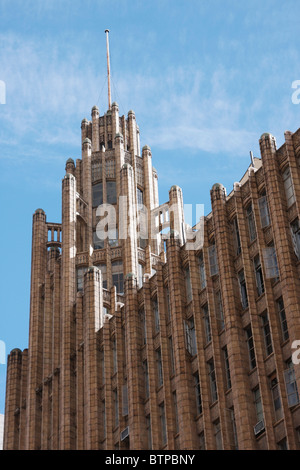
<box><xmin>105</xmin><ymin>29</ymin><xmax>112</xmax><ymax>110</ymax></box>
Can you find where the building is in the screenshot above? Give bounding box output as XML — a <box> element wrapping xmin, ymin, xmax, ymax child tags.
<box><xmin>3</xmin><ymin>89</ymin><xmax>300</xmax><ymax>450</ymax></box>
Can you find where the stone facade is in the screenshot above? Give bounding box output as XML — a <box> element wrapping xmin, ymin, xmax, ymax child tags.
<box><xmin>3</xmin><ymin>103</ymin><xmax>300</xmax><ymax>450</ymax></box>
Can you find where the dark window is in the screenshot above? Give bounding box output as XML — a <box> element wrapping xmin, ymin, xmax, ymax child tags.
<box><xmin>277</xmin><ymin>297</ymin><xmax>289</xmax><ymax>341</ymax></box>
<box><xmin>233</xmin><ymin>217</ymin><xmax>241</xmax><ymax>255</ymax></box>
<box><xmin>93</xmin><ymin>230</ymin><xmax>105</xmax><ymax>250</ymax></box>
<box><xmin>284</xmin><ymin>359</ymin><xmax>300</xmax><ymax>407</ymax></box>
<box><xmin>283</xmin><ymin>166</ymin><xmax>296</xmax><ymax>208</ymax></box>
<box><xmin>223</xmin><ymin>346</ymin><xmax>231</xmax><ymax>390</ymax></box>
<box><xmin>238</xmin><ymin>270</ymin><xmax>248</xmax><ymax>309</ymax></box>
<box><xmin>198</xmin><ymin>252</ymin><xmax>206</xmax><ymax>289</ymax></box>
<box><xmin>184</xmin><ymin>317</ymin><xmax>197</xmax><ymax>356</ymax></box>
<box><xmin>254</xmin><ymin>255</ymin><xmax>264</xmax><ymax>296</ymax></box>
<box><xmin>247</xmin><ymin>204</ymin><xmax>257</xmax><ymax>242</ymax></box>
<box><xmin>246</xmin><ymin>325</ymin><xmax>256</xmax><ymax>369</ymax></box>
<box><xmin>194</xmin><ymin>372</ymin><xmax>202</xmax><ymax>415</ymax></box>
<box><xmin>156</xmin><ymin>348</ymin><xmax>163</xmax><ymax>387</ymax></box>
<box><xmin>258</xmin><ymin>191</ymin><xmax>270</xmax><ymax>228</ymax></box>
<box><xmin>202</xmin><ymin>304</ymin><xmax>211</xmax><ymax>343</ymax></box>
<box><xmin>106</xmin><ymin>181</ymin><xmax>117</xmax><ymax>204</ymax></box>
<box><xmin>159</xmin><ymin>403</ymin><xmax>167</xmax><ymax>446</ymax></box>
<box><xmin>92</xmin><ymin>182</ymin><xmax>103</xmax><ymax>207</ymax></box>
<box><xmin>261</xmin><ymin>311</ymin><xmax>273</xmax><ymax>356</ymax></box>
<box><xmin>208</xmin><ymin>244</ymin><xmax>219</xmax><ymax>276</ymax></box>
<box><xmin>137</xmin><ymin>188</ymin><xmax>144</xmax><ymax>206</ymax></box>
<box><xmin>112</xmin><ymin>260</ymin><xmax>123</xmax><ymax>294</ymax></box>
<box><xmin>153</xmin><ymin>298</ymin><xmax>160</xmax><ymax>333</ymax></box>
<box><xmin>290</xmin><ymin>218</ymin><xmax>300</xmax><ymax>259</ymax></box>
<box><xmin>270</xmin><ymin>376</ymin><xmax>283</xmax><ymax>422</ymax></box>
<box><xmin>208</xmin><ymin>359</ymin><xmax>218</xmax><ymax>402</ymax></box>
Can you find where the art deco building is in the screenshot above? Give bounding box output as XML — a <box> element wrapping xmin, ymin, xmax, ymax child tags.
<box><xmin>4</xmin><ymin>88</ymin><xmax>300</xmax><ymax>450</ymax></box>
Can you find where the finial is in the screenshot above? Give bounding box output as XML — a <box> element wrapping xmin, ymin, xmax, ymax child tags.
<box><xmin>105</xmin><ymin>29</ymin><xmax>112</xmax><ymax>110</ymax></box>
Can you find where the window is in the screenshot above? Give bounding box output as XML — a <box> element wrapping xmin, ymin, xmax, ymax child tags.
<box><xmin>277</xmin><ymin>297</ymin><xmax>289</xmax><ymax>341</ymax></box>
<box><xmin>261</xmin><ymin>311</ymin><xmax>273</xmax><ymax>356</ymax></box>
<box><xmin>208</xmin><ymin>359</ymin><xmax>218</xmax><ymax>403</ymax></box>
<box><xmin>232</xmin><ymin>217</ymin><xmax>241</xmax><ymax>255</ymax></box>
<box><xmin>290</xmin><ymin>218</ymin><xmax>300</xmax><ymax>259</ymax></box>
<box><xmin>106</xmin><ymin>181</ymin><xmax>117</xmax><ymax>204</ymax></box>
<box><xmin>214</xmin><ymin>420</ymin><xmax>223</xmax><ymax>450</ymax></box>
<box><xmin>139</xmin><ymin>309</ymin><xmax>147</xmax><ymax>345</ymax></box>
<box><xmin>137</xmin><ymin>263</ymin><xmax>144</xmax><ymax>288</ymax></box>
<box><xmin>283</xmin><ymin>166</ymin><xmax>296</xmax><ymax>208</ymax></box>
<box><xmin>194</xmin><ymin>372</ymin><xmax>202</xmax><ymax>415</ymax></box>
<box><xmin>112</xmin><ymin>336</ymin><xmax>117</xmax><ymax>373</ymax></box>
<box><xmin>277</xmin><ymin>438</ymin><xmax>288</xmax><ymax>450</ymax></box>
<box><xmin>245</xmin><ymin>325</ymin><xmax>256</xmax><ymax>370</ymax></box>
<box><xmin>95</xmin><ymin>263</ymin><xmax>107</xmax><ymax>289</ymax></box>
<box><xmin>122</xmin><ymin>383</ymin><xmax>128</xmax><ymax>417</ymax></box>
<box><xmin>108</xmin><ymin>228</ymin><xmax>118</xmax><ymax>247</ymax></box>
<box><xmin>208</xmin><ymin>244</ymin><xmax>219</xmax><ymax>276</ymax></box>
<box><xmin>92</xmin><ymin>160</ymin><xmax>102</xmax><ymax>182</ymax></box>
<box><xmin>156</xmin><ymin>348</ymin><xmax>163</xmax><ymax>387</ymax></box>
<box><xmin>92</xmin><ymin>182</ymin><xmax>103</xmax><ymax>207</ymax></box>
<box><xmin>223</xmin><ymin>346</ymin><xmax>231</xmax><ymax>390</ymax></box>
<box><xmin>270</xmin><ymin>376</ymin><xmax>283</xmax><ymax>422</ymax></box>
<box><xmin>93</xmin><ymin>230</ymin><xmax>105</xmax><ymax>250</ymax></box>
<box><xmin>102</xmin><ymin>400</ymin><xmax>106</xmax><ymax>439</ymax></box>
<box><xmin>246</xmin><ymin>203</ymin><xmax>257</xmax><ymax>242</ymax></box>
<box><xmin>165</xmin><ymin>288</ymin><xmax>171</xmax><ymax>321</ymax></box>
<box><xmin>229</xmin><ymin>408</ymin><xmax>238</xmax><ymax>450</ymax></box>
<box><xmin>263</xmin><ymin>245</ymin><xmax>279</xmax><ymax>281</ymax></box>
<box><xmin>238</xmin><ymin>270</ymin><xmax>248</xmax><ymax>309</ymax></box>
<box><xmin>169</xmin><ymin>336</ymin><xmax>175</xmax><ymax>375</ymax></box>
<box><xmin>254</xmin><ymin>255</ymin><xmax>264</xmax><ymax>296</ymax></box>
<box><xmin>198</xmin><ymin>252</ymin><xmax>206</xmax><ymax>289</ymax></box>
<box><xmin>284</xmin><ymin>360</ymin><xmax>299</xmax><ymax>407</ymax></box>
<box><xmin>112</xmin><ymin>260</ymin><xmax>123</xmax><ymax>294</ymax></box>
<box><xmin>159</xmin><ymin>403</ymin><xmax>167</xmax><ymax>447</ymax></box>
<box><xmin>76</xmin><ymin>266</ymin><xmax>88</xmax><ymax>292</ymax></box>
<box><xmin>146</xmin><ymin>415</ymin><xmax>152</xmax><ymax>450</ymax></box>
<box><xmin>185</xmin><ymin>266</ymin><xmax>192</xmax><ymax>302</ymax></box>
<box><xmin>173</xmin><ymin>392</ymin><xmax>179</xmax><ymax>433</ymax></box>
<box><xmin>113</xmin><ymin>389</ymin><xmax>119</xmax><ymax>427</ymax></box>
<box><xmin>215</xmin><ymin>290</ymin><xmax>225</xmax><ymax>331</ymax></box>
<box><xmin>253</xmin><ymin>387</ymin><xmax>264</xmax><ymax>423</ymax></box>
<box><xmin>152</xmin><ymin>298</ymin><xmax>160</xmax><ymax>333</ymax></box>
<box><xmin>184</xmin><ymin>317</ymin><xmax>197</xmax><ymax>356</ymax></box>
<box><xmin>137</xmin><ymin>188</ymin><xmax>144</xmax><ymax>206</ymax></box>
<box><xmin>106</xmin><ymin>158</ymin><xmax>115</xmax><ymax>178</ymax></box>
<box><xmin>202</xmin><ymin>304</ymin><xmax>212</xmax><ymax>343</ymax></box>
<box><xmin>100</xmin><ymin>349</ymin><xmax>105</xmax><ymax>385</ymax></box>
<box><xmin>143</xmin><ymin>360</ymin><xmax>149</xmax><ymax>399</ymax></box>
<box><xmin>199</xmin><ymin>432</ymin><xmax>206</xmax><ymax>450</ymax></box>
<box><xmin>258</xmin><ymin>192</ymin><xmax>270</xmax><ymax>228</ymax></box>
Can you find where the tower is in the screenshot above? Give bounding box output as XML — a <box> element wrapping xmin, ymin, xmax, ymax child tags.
<box><xmin>4</xmin><ymin>33</ymin><xmax>300</xmax><ymax>451</ymax></box>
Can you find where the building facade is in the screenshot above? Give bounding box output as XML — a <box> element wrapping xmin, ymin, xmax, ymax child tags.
<box><xmin>3</xmin><ymin>101</ymin><xmax>300</xmax><ymax>450</ymax></box>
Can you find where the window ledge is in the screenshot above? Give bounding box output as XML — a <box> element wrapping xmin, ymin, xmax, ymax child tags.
<box><xmin>248</xmin><ymin>366</ymin><xmax>257</xmax><ymax>376</ymax></box>
<box><xmin>263</xmin><ymin>352</ymin><xmax>274</xmax><ymax>362</ymax></box>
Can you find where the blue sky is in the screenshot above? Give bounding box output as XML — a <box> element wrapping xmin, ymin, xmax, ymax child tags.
<box><xmin>0</xmin><ymin>0</ymin><xmax>300</xmax><ymax>413</ymax></box>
